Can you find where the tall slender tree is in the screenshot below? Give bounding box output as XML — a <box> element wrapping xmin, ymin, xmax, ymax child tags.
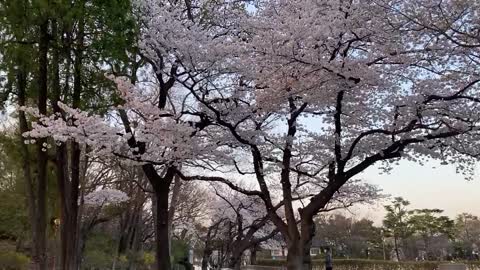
<box><xmin>383</xmin><ymin>197</ymin><xmax>413</xmax><ymax>261</ymax></box>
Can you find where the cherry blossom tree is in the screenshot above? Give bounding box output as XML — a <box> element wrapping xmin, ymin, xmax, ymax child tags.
<box><xmin>174</xmin><ymin>1</ymin><xmax>480</xmax><ymax>269</ymax></box>
<box><xmin>22</xmin><ymin>1</ymin><xmax>480</xmax><ymax>270</ymax></box>
<box><xmin>22</xmin><ymin>1</ymin><xmax>248</xmax><ymax>268</ymax></box>
<box><xmin>197</xmin><ymin>217</ymin><xmax>228</xmax><ymax>270</ymax></box>
<box><xmin>170</xmin><ymin>180</ymin><xmax>210</xmax><ymax>241</ymax></box>
<box><xmin>209</xmin><ymin>186</ymin><xmax>279</xmax><ymax>270</ymax></box>
<box><xmin>191</xmin><ymin>180</ymin><xmax>382</xmax><ymax>270</ymax></box>
<box><xmin>83</xmin><ymin>189</ymin><xmax>129</xmax><ymax>206</ymax></box>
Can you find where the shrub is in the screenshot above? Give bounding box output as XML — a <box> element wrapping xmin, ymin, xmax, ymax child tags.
<box><xmin>82</xmin><ymin>250</ymin><xmax>113</xmax><ymax>270</ymax></box>
<box><xmin>326</xmin><ymin>259</ymin><xmax>439</xmax><ymax>270</ymax></box>
<box><xmin>143</xmin><ymin>252</ymin><xmax>155</xmax><ymax>266</ymax></box>
<box><xmin>256</xmin><ymin>259</ymin><xmax>480</xmax><ymax>270</ymax></box>
<box><xmin>0</xmin><ymin>251</ymin><xmax>30</xmax><ymax>270</ymax></box>
<box><xmin>171</xmin><ymin>239</ymin><xmax>189</xmax><ymax>263</ymax></box>
<box><xmin>124</xmin><ymin>251</ymin><xmax>155</xmax><ymax>270</ymax></box>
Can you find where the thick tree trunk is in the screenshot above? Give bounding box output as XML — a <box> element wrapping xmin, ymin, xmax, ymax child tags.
<box><xmin>287</xmin><ymin>243</ymin><xmax>304</xmax><ymax>270</ymax></box>
<box><xmin>286</xmin><ymin>242</ymin><xmax>314</xmax><ymax>270</ymax></box>
<box><xmin>168</xmin><ymin>174</ymin><xmax>182</xmax><ymax>258</ymax></box>
<box><xmin>300</xmin><ymin>217</ymin><xmax>315</xmax><ymax>270</ymax></box>
<box><xmin>64</xmin><ymin>2</ymin><xmax>84</xmax><ymax>267</ymax></box>
<box><xmin>154</xmin><ymin>187</ymin><xmax>172</xmax><ymax>270</ymax></box>
<box><xmin>278</xmin><ymin>101</ymin><xmax>314</xmax><ymax>270</ymax></box>
<box><xmin>118</xmin><ymin>207</ymin><xmax>134</xmax><ymax>254</ymax></box>
<box><xmin>33</xmin><ymin>19</ymin><xmax>50</xmax><ymax>270</ymax></box>
<box><xmin>63</xmin><ymin>144</ymin><xmax>80</xmax><ymax>270</ymax></box>
<box><xmin>76</xmin><ymin>230</ymin><xmax>87</xmax><ymax>270</ymax></box>
<box><xmin>54</xmin><ymin>5</ymin><xmax>84</xmax><ymax>267</ymax></box>
<box><xmin>52</xmin><ymin>18</ymin><xmax>78</xmax><ymax>270</ymax></box>
<box><xmin>127</xmin><ymin>214</ymin><xmax>143</xmax><ymax>270</ymax></box>
<box><xmin>17</xmin><ymin>65</ymin><xmax>41</xmax><ymax>270</ymax></box>
<box><xmin>284</xmin><ymin>216</ymin><xmax>315</xmax><ymax>270</ymax></box>
<box><xmin>250</xmin><ymin>245</ymin><xmax>258</xmax><ymax>265</ymax></box>
<box><xmin>227</xmin><ymin>250</ymin><xmax>242</xmax><ymax>270</ymax></box>
<box><xmin>201</xmin><ymin>249</ymin><xmax>211</xmax><ymax>270</ymax></box>
<box><xmin>52</xmin><ymin>18</ymin><xmax>67</xmax><ymax>270</ymax></box>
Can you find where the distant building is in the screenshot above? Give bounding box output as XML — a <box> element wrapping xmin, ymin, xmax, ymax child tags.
<box><xmin>269</xmin><ymin>238</ymin><xmax>329</xmax><ymax>259</ymax></box>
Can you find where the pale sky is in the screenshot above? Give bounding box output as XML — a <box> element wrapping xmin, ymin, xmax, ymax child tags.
<box><xmin>348</xmin><ymin>160</ymin><xmax>480</xmax><ymax>225</ymax></box>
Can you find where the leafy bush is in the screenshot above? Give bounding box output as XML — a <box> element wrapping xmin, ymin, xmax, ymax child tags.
<box><xmin>82</xmin><ymin>250</ymin><xmax>113</xmax><ymax>270</ymax></box>
<box><xmin>124</xmin><ymin>251</ymin><xmax>155</xmax><ymax>270</ymax></box>
<box><xmin>328</xmin><ymin>259</ymin><xmax>439</xmax><ymax>270</ymax></box>
<box><xmin>256</xmin><ymin>259</ymin><xmax>285</xmax><ymax>267</ymax></box>
<box><xmin>0</xmin><ymin>251</ymin><xmax>30</xmax><ymax>270</ymax></box>
<box><xmin>118</xmin><ymin>254</ymin><xmax>129</xmax><ymax>268</ymax></box>
<box><xmin>172</xmin><ymin>239</ymin><xmax>189</xmax><ymax>263</ymax></box>
<box><xmin>82</xmin><ymin>232</ymin><xmax>117</xmax><ymax>269</ymax></box>
<box><xmin>256</xmin><ymin>259</ymin><xmax>480</xmax><ymax>270</ymax></box>
<box><xmin>143</xmin><ymin>252</ymin><xmax>155</xmax><ymax>266</ymax></box>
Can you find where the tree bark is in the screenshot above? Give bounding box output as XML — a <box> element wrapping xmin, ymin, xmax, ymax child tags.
<box><xmin>51</xmin><ymin>17</ymin><xmax>76</xmax><ymax>270</ymax></box>
<box><xmin>394</xmin><ymin>236</ymin><xmax>400</xmax><ymax>261</ymax></box>
<box><xmin>67</xmin><ymin>1</ymin><xmax>84</xmax><ymax>266</ymax></box>
<box><xmin>168</xmin><ymin>173</ymin><xmax>182</xmax><ymax>259</ymax></box>
<box><xmin>154</xmin><ymin>185</ymin><xmax>172</xmax><ymax>270</ymax></box>
<box><xmin>118</xmin><ymin>51</ymin><xmax>177</xmax><ymax>270</ymax></box>
<box><xmin>33</xmin><ymin>19</ymin><xmax>50</xmax><ymax>270</ymax></box>
<box><xmin>17</xmin><ymin>61</ymin><xmax>42</xmax><ymax>270</ymax></box>
<box><xmin>201</xmin><ymin>248</ymin><xmax>212</xmax><ymax>270</ymax></box>
<box><xmin>227</xmin><ymin>250</ymin><xmax>243</xmax><ymax>270</ymax></box>
<box><xmin>300</xmin><ymin>217</ymin><xmax>315</xmax><ymax>270</ymax></box>
<box><xmin>51</xmin><ymin>17</ymin><xmax>66</xmax><ymax>270</ymax></box>
<box><xmin>285</xmin><ymin>229</ymin><xmax>315</xmax><ymax>270</ymax></box>
<box><xmin>46</xmin><ymin>2</ymin><xmax>88</xmax><ymax>268</ymax></box>
<box><xmin>53</xmin><ymin>2</ymin><xmax>85</xmax><ymax>267</ymax></box>
<box><xmin>286</xmin><ymin>243</ymin><xmax>304</xmax><ymax>270</ymax></box>
<box><xmin>250</xmin><ymin>245</ymin><xmax>258</xmax><ymax>265</ymax></box>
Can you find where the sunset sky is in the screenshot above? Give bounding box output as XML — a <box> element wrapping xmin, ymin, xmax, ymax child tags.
<box><xmin>351</xmin><ymin>160</ymin><xmax>480</xmax><ymax>224</ymax></box>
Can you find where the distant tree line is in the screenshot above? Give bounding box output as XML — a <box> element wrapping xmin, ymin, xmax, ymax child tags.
<box><xmin>312</xmin><ymin>197</ymin><xmax>480</xmax><ymax>262</ymax></box>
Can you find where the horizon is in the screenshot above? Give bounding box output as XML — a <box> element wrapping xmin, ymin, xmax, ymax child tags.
<box><xmin>334</xmin><ymin>160</ymin><xmax>480</xmax><ymax>225</ymax></box>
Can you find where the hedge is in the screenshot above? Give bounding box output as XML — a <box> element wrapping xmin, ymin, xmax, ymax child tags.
<box><xmin>0</xmin><ymin>251</ymin><xmax>30</xmax><ymax>270</ymax></box>
<box><xmin>255</xmin><ymin>259</ymin><xmax>480</xmax><ymax>270</ymax></box>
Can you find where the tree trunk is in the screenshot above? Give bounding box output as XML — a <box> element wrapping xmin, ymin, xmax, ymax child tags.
<box><xmin>50</xmin><ymin>2</ymin><xmax>85</xmax><ymax>268</ymax></box>
<box><xmin>34</xmin><ymin>19</ymin><xmax>50</xmax><ymax>270</ymax></box>
<box><xmin>118</xmin><ymin>207</ymin><xmax>134</xmax><ymax>254</ymax></box>
<box><xmin>300</xmin><ymin>217</ymin><xmax>315</xmax><ymax>270</ymax></box>
<box><xmin>201</xmin><ymin>249</ymin><xmax>212</xmax><ymax>270</ymax></box>
<box><xmin>286</xmin><ymin>243</ymin><xmax>304</xmax><ymax>270</ymax></box>
<box><xmin>64</xmin><ymin>2</ymin><xmax>84</xmax><ymax>267</ymax></box>
<box><xmin>284</xmin><ymin>216</ymin><xmax>315</xmax><ymax>270</ymax></box>
<box><xmin>76</xmin><ymin>230</ymin><xmax>87</xmax><ymax>270</ymax></box>
<box><xmin>394</xmin><ymin>236</ymin><xmax>400</xmax><ymax>261</ymax></box>
<box><xmin>52</xmin><ymin>18</ymin><xmax>67</xmax><ymax>270</ymax></box>
<box><xmin>227</xmin><ymin>250</ymin><xmax>242</xmax><ymax>270</ymax></box>
<box><xmin>168</xmin><ymin>174</ymin><xmax>182</xmax><ymax>258</ymax></box>
<box><xmin>201</xmin><ymin>221</ymin><xmax>220</xmax><ymax>270</ymax></box>
<box><xmin>424</xmin><ymin>236</ymin><xmax>430</xmax><ymax>260</ymax></box>
<box><xmin>17</xmin><ymin>60</ymin><xmax>39</xmax><ymax>268</ymax></box>
<box><xmin>154</xmin><ymin>187</ymin><xmax>172</xmax><ymax>270</ymax></box>
<box><xmin>250</xmin><ymin>245</ymin><xmax>258</xmax><ymax>265</ymax></box>
<box><xmin>52</xmin><ymin>18</ymin><xmax>78</xmax><ymax>270</ymax></box>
